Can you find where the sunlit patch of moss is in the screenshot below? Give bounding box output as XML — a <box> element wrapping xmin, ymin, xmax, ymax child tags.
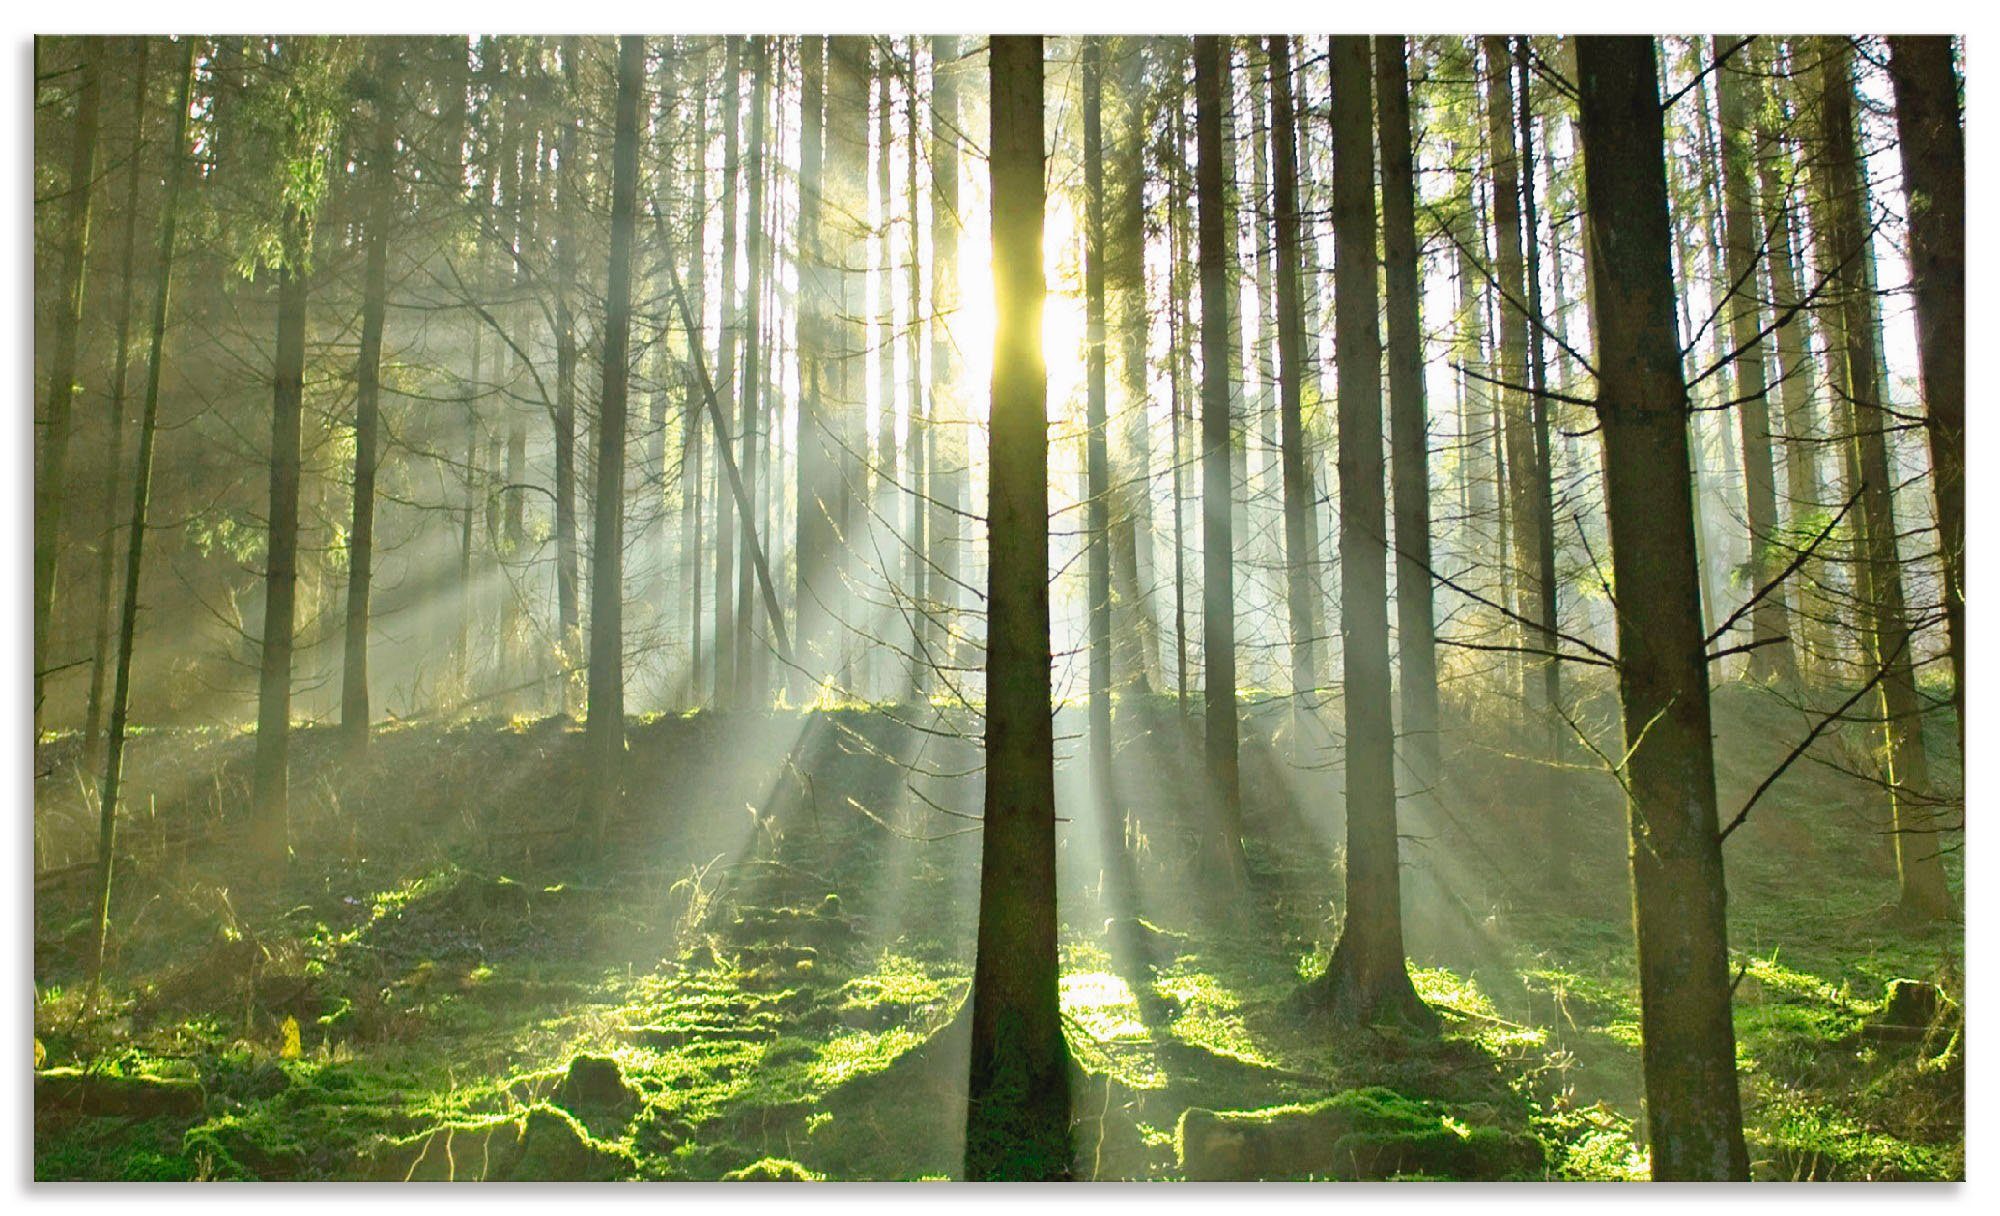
<box><xmin>1410</xmin><ymin>966</ymin><xmax>1546</xmax><ymax>1052</ymax></box>
<box><xmin>1153</xmin><ymin>963</ymin><xmax>1268</xmax><ymax>1066</ymax></box>
<box><xmin>1760</xmin><ymin>1094</ymin><xmax>1958</xmax><ymax>1181</ymax></box>
<box><xmin>1062</xmin><ymin>971</ymin><xmax>1147</xmax><ymax>1043</ymax></box>
<box><xmin>808</xmin><ymin>1027</ymin><xmax>923</xmax><ymax>1089</ymax></box>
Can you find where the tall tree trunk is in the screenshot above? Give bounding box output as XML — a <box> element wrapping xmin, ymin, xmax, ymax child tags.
<box><xmin>251</xmin><ymin>252</ymin><xmax>309</xmax><ymax>869</ymax></box>
<box><xmin>965</xmin><ymin>34</ymin><xmax>1070</xmax><ymax>1184</ymax></box>
<box><xmin>1082</xmin><ymin>38</ymin><xmax>1114</xmax><ymax>809</ymax></box>
<box><xmin>1752</xmin><ymin>38</ymin><xmax>1827</xmax><ymax>681</ymax></box>
<box><xmin>588</xmin><ymin>35</ymin><xmax>645</xmax><ymax>856</ymax></box>
<box><xmin>1109</xmin><ymin>40</ymin><xmax>1160</xmax><ymax>693</ymax></box>
<box><xmin>1311</xmin><ymin>35</ymin><xmax>1431</xmax><ymax>1029</ymax></box>
<box><xmin>1375</xmin><ymin>35</ymin><xmax>1441</xmax><ymax>785</ymax></box>
<box><xmin>1574</xmin><ymin>34</ymin><xmax>1749</xmax><ymax>1180</ymax></box>
<box><xmin>684</xmin><ymin>57</ymin><xmax>710</xmax><ymax>705</ymax></box>
<box><xmin>35</xmin><ymin>37</ymin><xmax>104</xmax><ymax>731</ymax></box>
<box><xmin>712</xmin><ymin>38</ymin><xmax>742</xmax><ymax>707</ymax></box>
<box><xmin>1482</xmin><ymin>35</ymin><xmax>1540</xmax><ymax>699</ymax></box>
<box><xmin>1269</xmin><ymin>36</ymin><xmax>1321</xmax><ymax>708</ymax></box>
<box><xmin>905</xmin><ymin>39</ymin><xmax>930</xmax><ymax>699</ymax></box>
<box><xmin>1817</xmin><ymin>38</ymin><xmax>1951</xmax><ymax>919</ymax></box>
<box><xmin>85</xmin><ymin>37</ymin><xmax>151</xmax><ymax>756</ymax></box>
<box><xmin>342</xmin><ymin>51</ymin><xmax>399</xmax><ymax>749</ymax></box>
<box><xmin>794</xmin><ymin>36</ymin><xmax>837</xmax><ymax>696</ymax></box>
<box><xmin>735</xmin><ymin>38</ymin><xmax>769</xmax><ymax>706</ymax></box>
<box><xmin>553</xmin><ymin>37</ymin><xmax>582</xmax><ymax>706</ymax></box>
<box><xmin>1194</xmin><ymin>36</ymin><xmax>1245</xmax><ymax>873</ymax></box>
<box><xmin>88</xmin><ymin>37</ymin><xmax>191</xmax><ymax>1015</ymax></box>
<box><xmin>1169</xmin><ymin>93</ymin><xmax>1193</xmax><ymax>722</ymax></box>
<box><xmin>925</xmin><ymin>36</ymin><xmax>963</xmax><ymax>700</ymax></box>
<box><xmin>1716</xmin><ymin>40</ymin><xmax>1796</xmax><ymax>684</ymax></box>
<box><xmin>1886</xmin><ymin>35</ymin><xmax>1965</xmax><ymax>751</ymax></box>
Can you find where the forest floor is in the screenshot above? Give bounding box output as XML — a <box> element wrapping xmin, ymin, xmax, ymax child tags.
<box><xmin>33</xmin><ymin>674</ymin><xmax>1964</xmax><ymax>1181</ymax></box>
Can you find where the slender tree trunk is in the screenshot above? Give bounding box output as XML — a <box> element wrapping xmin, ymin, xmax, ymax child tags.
<box><xmin>88</xmin><ymin>38</ymin><xmax>191</xmax><ymax>1015</ymax></box>
<box><xmin>553</xmin><ymin>37</ymin><xmax>582</xmax><ymax>705</ymax></box>
<box><xmin>1270</xmin><ymin>36</ymin><xmax>1320</xmax><ymax>707</ymax></box>
<box><xmin>1716</xmin><ymin>41</ymin><xmax>1796</xmax><ymax>684</ymax></box>
<box><xmin>965</xmin><ymin>34</ymin><xmax>1070</xmax><ymax>1184</ymax></box>
<box><xmin>35</xmin><ymin>37</ymin><xmax>104</xmax><ymax>732</ymax></box>
<box><xmin>905</xmin><ymin>40</ymin><xmax>929</xmax><ymax>699</ymax></box>
<box><xmin>735</xmin><ymin>38</ymin><xmax>769</xmax><ymax>706</ymax></box>
<box><xmin>925</xmin><ymin>36</ymin><xmax>963</xmax><ymax>700</ymax></box>
<box><xmin>1169</xmin><ymin>95</ymin><xmax>1192</xmax><ymax>722</ymax></box>
<box><xmin>1082</xmin><ymin>38</ymin><xmax>1114</xmax><ymax>807</ymax></box>
<box><xmin>1887</xmin><ymin>35</ymin><xmax>1965</xmax><ymax>751</ymax></box>
<box><xmin>342</xmin><ymin>52</ymin><xmax>399</xmax><ymax>749</ymax></box>
<box><xmin>1194</xmin><ymin>36</ymin><xmax>1245</xmax><ymax>873</ymax></box>
<box><xmin>1817</xmin><ymin>38</ymin><xmax>1951</xmax><ymax>919</ymax></box>
<box><xmin>712</xmin><ymin>38</ymin><xmax>741</xmax><ymax>707</ymax></box>
<box><xmin>794</xmin><ymin>36</ymin><xmax>836</xmax><ymax>696</ymax></box>
<box><xmin>1574</xmin><ymin>35</ymin><xmax>1749</xmax><ymax>1181</ymax></box>
<box><xmin>685</xmin><ymin>61</ymin><xmax>710</xmax><ymax>705</ymax></box>
<box><xmin>251</xmin><ymin>251</ymin><xmax>309</xmax><ymax>870</ymax></box>
<box><xmin>85</xmin><ymin>38</ymin><xmax>151</xmax><ymax>756</ymax></box>
<box><xmin>1312</xmin><ymin>35</ymin><xmax>1431</xmax><ymax>1029</ymax></box>
<box><xmin>1375</xmin><ymin>36</ymin><xmax>1441</xmax><ymax>785</ymax></box>
<box><xmin>588</xmin><ymin>35</ymin><xmax>644</xmax><ymax>856</ymax></box>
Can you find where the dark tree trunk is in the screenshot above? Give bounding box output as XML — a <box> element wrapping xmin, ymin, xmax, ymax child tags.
<box><xmin>794</xmin><ymin>35</ymin><xmax>838</xmax><ymax>695</ymax></box>
<box><xmin>1194</xmin><ymin>36</ymin><xmax>1245</xmax><ymax>873</ymax></box>
<box><xmin>1082</xmin><ymin>38</ymin><xmax>1114</xmax><ymax>807</ymax></box>
<box><xmin>1375</xmin><ymin>35</ymin><xmax>1441</xmax><ymax>785</ymax></box>
<box><xmin>735</xmin><ymin>38</ymin><xmax>770</xmax><ymax>706</ymax></box>
<box><xmin>35</xmin><ymin>37</ymin><xmax>104</xmax><ymax>731</ymax></box>
<box><xmin>1817</xmin><ymin>38</ymin><xmax>1951</xmax><ymax>920</ymax></box>
<box><xmin>251</xmin><ymin>253</ymin><xmax>308</xmax><ymax>870</ymax></box>
<box><xmin>925</xmin><ymin>36</ymin><xmax>963</xmax><ymax>699</ymax></box>
<box><xmin>1716</xmin><ymin>41</ymin><xmax>1796</xmax><ymax>685</ymax></box>
<box><xmin>964</xmin><ymin>34</ymin><xmax>1070</xmax><ymax>1184</ymax></box>
<box><xmin>342</xmin><ymin>52</ymin><xmax>399</xmax><ymax>749</ymax></box>
<box><xmin>1886</xmin><ymin>35</ymin><xmax>1965</xmax><ymax>751</ymax></box>
<box><xmin>1574</xmin><ymin>34</ymin><xmax>1749</xmax><ymax>1181</ymax></box>
<box><xmin>1269</xmin><ymin>36</ymin><xmax>1321</xmax><ymax>707</ymax></box>
<box><xmin>88</xmin><ymin>39</ymin><xmax>192</xmax><ymax>1015</ymax></box>
<box><xmin>553</xmin><ymin>37</ymin><xmax>582</xmax><ymax>704</ymax></box>
<box><xmin>587</xmin><ymin>35</ymin><xmax>645</xmax><ymax>856</ymax></box>
<box><xmin>712</xmin><ymin>38</ymin><xmax>741</xmax><ymax>707</ymax></box>
<box><xmin>85</xmin><ymin>38</ymin><xmax>151</xmax><ymax>756</ymax></box>
<box><xmin>1311</xmin><ymin>36</ymin><xmax>1431</xmax><ymax>1030</ymax></box>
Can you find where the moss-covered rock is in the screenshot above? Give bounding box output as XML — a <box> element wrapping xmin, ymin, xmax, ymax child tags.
<box><xmin>1175</xmin><ymin>1086</ymin><xmax>1543</xmax><ymax>1181</ymax></box>
<box><xmin>722</xmin><ymin>1156</ymin><xmax>823</xmax><ymax>1181</ymax></box>
<box><xmin>36</xmin><ymin>1068</ymin><xmax>205</xmax><ymax>1121</ymax></box>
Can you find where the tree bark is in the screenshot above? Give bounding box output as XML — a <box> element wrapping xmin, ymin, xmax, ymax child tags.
<box><xmin>1269</xmin><ymin>36</ymin><xmax>1322</xmax><ymax>707</ymax></box>
<box><xmin>1082</xmin><ymin>38</ymin><xmax>1114</xmax><ymax>810</ymax></box>
<box><xmin>588</xmin><ymin>35</ymin><xmax>645</xmax><ymax>856</ymax></box>
<box><xmin>1574</xmin><ymin>35</ymin><xmax>1749</xmax><ymax>1181</ymax></box>
<box><xmin>1886</xmin><ymin>35</ymin><xmax>1965</xmax><ymax>751</ymax></box>
<box><xmin>965</xmin><ymin>34</ymin><xmax>1070</xmax><ymax>1184</ymax></box>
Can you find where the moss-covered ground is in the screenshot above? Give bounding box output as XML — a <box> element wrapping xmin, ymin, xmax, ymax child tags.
<box><xmin>33</xmin><ymin>677</ymin><xmax>1962</xmax><ymax>1180</ymax></box>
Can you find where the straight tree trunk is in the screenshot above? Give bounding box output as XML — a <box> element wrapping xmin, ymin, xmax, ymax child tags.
<box><xmin>1573</xmin><ymin>34</ymin><xmax>1749</xmax><ymax>1181</ymax></box>
<box><xmin>251</xmin><ymin>252</ymin><xmax>309</xmax><ymax>869</ymax></box>
<box><xmin>342</xmin><ymin>51</ymin><xmax>399</xmax><ymax>748</ymax></box>
<box><xmin>925</xmin><ymin>36</ymin><xmax>963</xmax><ymax>698</ymax></box>
<box><xmin>1817</xmin><ymin>38</ymin><xmax>1951</xmax><ymax>919</ymax></box>
<box><xmin>1886</xmin><ymin>35</ymin><xmax>1965</xmax><ymax>750</ymax></box>
<box><xmin>588</xmin><ymin>35</ymin><xmax>645</xmax><ymax>856</ymax></box>
<box><xmin>553</xmin><ymin>37</ymin><xmax>582</xmax><ymax>703</ymax></box>
<box><xmin>1194</xmin><ymin>36</ymin><xmax>1245</xmax><ymax>872</ymax></box>
<box><xmin>1374</xmin><ymin>35</ymin><xmax>1441</xmax><ymax>783</ymax></box>
<box><xmin>712</xmin><ymin>38</ymin><xmax>742</xmax><ymax>707</ymax></box>
<box><xmin>905</xmin><ymin>40</ymin><xmax>930</xmax><ymax>699</ymax></box>
<box><xmin>735</xmin><ymin>38</ymin><xmax>770</xmax><ymax>706</ymax></box>
<box><xmin>84</xmin><ymin>37</ymin><xmax>152</xmax><ymax>755</ymax></box>
<box><xmin>1082</xmin><ymin>38</ymin><xmax>1114</xmax><ymax>805</ymax></box>
<box><xmin>1269</xmin><ymin>36</ymin><xmax>1321</xmax><ymax>706</ymax></box>
<box><xmin>1716</xmin><ymin>40</ymin><xmax>1796</xmax><ymax>684</ymax></box>
<box><xmin>88</xmin><ymin>38</ymin><xmax>192</xmax><ymax>1014</ymax></box>
<box><xmin>35</xmin><ymin>37</ymin><xmax>105</xmax><ymax>731</ymax></box>
<box><xmin>1312</xmin><ymin>35</ymin><xmax>1431</xmax><ymax>1029</ymax></box>
<box><xmin>965</xmin><ymin>33</ymin><xmax>1070</xmax><ymax>1184</ymax></box>
<box><xmin>685</xmin><ymin>59</ymin><xmax>710</xmax><ymax>704</ymax></box>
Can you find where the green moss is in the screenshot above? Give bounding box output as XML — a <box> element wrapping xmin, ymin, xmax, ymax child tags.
<box><xmin>722</xmin><ymin>1156</ymin><xmax>823</xmax><ymax>1181</ymax></box>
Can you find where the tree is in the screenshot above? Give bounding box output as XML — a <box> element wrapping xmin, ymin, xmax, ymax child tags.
<box><xmin>552</xmin><ymin>36</ymin><xmax>582</xmax><ymax>705</ymax></box>
<box><xmin>925</xmin><ymin>35</ymin><xmax>965</xmax><ymax>702</ymax></box>
<box><xmin>35</xmin><ymin>36</ymin><xmax>105</xmax><ymax>732</ymax></box>
<box><xmin>735</xmin><ymin>37</ymin><xmax>771</xmax><ymax>706</ymax></box>
<box><xmin>84</xmin><ymin>37</ymin><xmax>153</xmax><ymax>756</ymax></box>
<box><xmin>1715</xmin><ymin>39</ymin><xmax>1796</xmax><ymax>685</ymax></box>
<box><xmin>88</xmin><ymin>36</ymin><xmax>194</xmax><ymax>1015</ymax></box>
<box><xmin>587</xmin><ymin>35</ymin><xmax>646</xmax><ymax>856</ymax></box>
<box><xmin>1193</xmin><ymin>35</ymin><xmax>1245</xmax><ymax>876</ymax></box>
<box><xmin>1573</xmin><ymin>34</ymin><xmax>1749</xmax><ymax>1180</ymax></box>
<box><xmin>1268</xmin><ymin>36</ymin><xmax>1322</xmax><ymax>710</ymax></box>
<box><xmin>1374</xmin><ymin>35</ymin><xmax>1441</xmax><ymax>784</ymax></box>
<box><xmin>1814</xmin><ymin>37</ymin><xmax>1950</xmax><ymax>920</ymax></box>
<box><xmin>340</xmin><ymin>49</ymin><xmax>400</xmax><ymax>749</ymax></box>
<box><xmin>1309</xmin><ymin>35</ymin><xmax>1432</xmax><ymax>1030</ymax></box>
<box><xmin>712</xmin><ymin>38</ymin><xmax>741</xmax><ymax>707</ymax></box>
<box><xmin>1082</xmin><ymin>38</ymin><xmax>1114</xmax><ymax>805</ymax></box>
<box><xmin>964</xmin><ymin>34</ymin><xmax>1069</xmax><ymax>1184</ymax></box>
<box><xmin>1886</xmin><ymin>36</ymin><xmax>1964</xmax><ymax>748</ymax></box>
